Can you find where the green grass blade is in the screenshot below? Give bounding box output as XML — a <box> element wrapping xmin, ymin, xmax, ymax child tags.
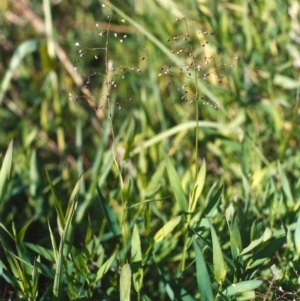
<box><xmin>48</xmin><ymin>219</ymin><xmax>58</xmax><ymax>261</ymax></box>
<box><xmin>94</xmin><ymin>252</ymin><xmax>116</xmax><ymax>283</ymax></box>
<box><xmin>163</xmin><ymin>152</ymin><xmax>187</xmax><ymax>213</ymax></box>
<box><xmin>189</xmin><ymin>159</ymin><xmax>206</xmax><ymax>214</ymax></box>
<box><xmin>72</xmin><ymin>247</ymin><xmax>88</xmax><ymax>278</ymax></box>
<box><xmin>154</xmin><ymin>215</ymin><xmax>182</xmax><ymax>243</ymax></box>
<box><xmin>247</xmin><ymin>235</ymin><xmax>286</xmax><ymax>269</ymax></box>
<box><xmin>0</xmin><ymin>40</ymin><xmax>39</xmax><ymax>104</ymax></box>
<box><xmin>222</xmin><ymin>280</ymin><xmax>263</xmax><ymax>296</ymax></box>
<box><xmin>277</xmin><ymin>161</ymin><xmax>294</xmax><ymax>202</ymax></box>
<box><xmin>97</xmin><ymin>186</ymin><xmax>120</xmax><ymax>236</ymax></box>
<box><xmin>130</xmin><ymin>121</ymin><xmax>243</xmax><ymax>157</ymax></box>
<box><xmin>240</xmin><ymin>227</ymin><xmax>272</xmax><ymax>256</ymax></box>
<box><xmin>120</xmin><ymin>262</ymin><xmax>132</xmax><ymax>301</ymax></box>
<box><xmin>207</xmin><ymin>219</ymin><xmax>227</xmax><ymax>283</ymax></box>
<box><xmin>194</xmin><ymin>240</ymin><xmax>214</xmax><ymax>301</ymax></box>
<box><xmin>0</xmin><ymin>140</ymin><xmax>13</xmax><ymax>206</ymax></box>
<box><xmin>131</xmin><ymin>224</ymin><xmax>143</xmax><ymax>293</ymax></box>
<box><xmin>53</xmin><ymin>177</ymin><xmax>80</xmax><ymax>297</ymax></box>
<box><xmin>53</xmin><ymin>236</ymin><xmax>64</xmax><ymax>298</ymax></box>
<box><xmin>201</xmin><ymin>185</ymin><xmax>223</xmax><ymax>218</ymax></box>
<box><xmin>18</xmin><ymin>215</ymin><xmax>35</xmax><ymax>242</ymax></box>
<box><xmin>24</xmin><ymin>242</ymin><xmax>55</xmax><ymax>262</ymax></box>
<box><xmin>45</xmin><ymin>168</ymin><xmax>64</xmax><ymax>231</ymax></box>
<box><xmin>228</xmin><ymin>214</ymin><xmax>243</xmax><ymax>261</ymax></box>
<box><xmin>31</xmin><ymin>255</ymin><xmax>40</xmax><ymax>301</ymax></box>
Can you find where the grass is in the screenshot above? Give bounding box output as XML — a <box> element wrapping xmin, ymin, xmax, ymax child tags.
<box><xmin>1</xmin><ymin>0</ymin><xmax>300</xmax><ymax>300</ymax></box>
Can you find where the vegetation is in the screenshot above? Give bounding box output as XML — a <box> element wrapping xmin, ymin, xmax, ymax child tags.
<box><xmin>1</xmin><ymin>0</ymin><xmax>300</xmax><ymax>300</ymax></box>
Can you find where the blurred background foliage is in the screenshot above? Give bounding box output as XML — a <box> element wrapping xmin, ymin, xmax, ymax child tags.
<box><xmin>1</xmin><ymin>0</ymin><xmax>300</xmax><ymax>300</ymax></box>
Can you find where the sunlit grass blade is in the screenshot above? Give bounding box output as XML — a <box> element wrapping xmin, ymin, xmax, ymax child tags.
<box><xmin>188</xmin><ymin>159</ymin><xmax>206</xmax><ymax>215</ymax></box>
<box><xmin>154</xmin><ymin>215</ymin><xmax>182</xmax><ymax>243</ymax></box>
<box><xmin>53</xmin><ymin>235</ymin><xmax>64</xmax><ymax>298</ymax></box>
<box><xmin>222</xmin><ymin>280</ymin><xmax>263</xmax><ymax>296</ymax></box>
<box><xmin>131</xmin><ymin>224</ymin><xmax>143</xmax><ymax>293</ymax></box>
<box><xmin>0</xmin><ymin>140</ymin><xmax>13</xmax><ymax>206</ymax></box>
<box><xmin>94</xmin><ymin>252</ymin><xmax>116</xmax><ymax>284</ymax></box>
<box><xmin>240</xmin><ymin>227</ymin><xmax>272</xmax><ymax>256</ymax></box>
<box><xmin>163</xmin><ymin>152</ymin><xmax>187</xmax><ymax>213</ymax></box>
<box><xmin>130</xmin><ymin>121</ymin><xmax>243</xmax><ymax>157</ymax></box>
<box><xmin>120</xmin><ymin>262</ymin><xmax>132</xmax><ymax>301</ymax></box>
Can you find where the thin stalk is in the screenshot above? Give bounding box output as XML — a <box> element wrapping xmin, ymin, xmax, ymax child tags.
<box><xmin>109</xmin><ymin>115</ymin><xmax>127</xmax><ymax>253</ymax></box>
<box><xmin>104</xmin><ymin>6</ymin><xmax>128</xmax><ymax>253</ymax></box>
<box><xmin>180</xmin><ymin>19</ymin><xmax>200</xmax><ymax>272</ymax></box>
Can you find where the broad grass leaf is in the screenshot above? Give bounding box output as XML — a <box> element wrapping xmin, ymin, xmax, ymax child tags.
<box><xmin>145</xmin><ymin>161</ymin><xmax>165</xmax><ymax>197</ymax></box>
<box><xmin>194</xmin><ymin>240</ymin><xmax>214</xmax><ymax>301</ymax></box>
<box><xmin>120</xmin><ymin>263</ymin><xmax>132</xmax><ymax>301</ymax></box>
<box><xmin>154</xmin><ymin>215</ymin><xmax>182</xmax><ymax>243</ymax></box>
<box><xmin>207</xmin><ymin>219</ymin><xmax>227</xmax><ymax>283</ymax></box>
<box><xmin>163</xmin><ymin>152</ymin><xmax>187</xmax><ymax>212</ymax></box>
<box><xmin>131</xmin><ymin>224</ymin><xmax>143</xmax><ymax>292</ymax></box>
<box><xmin>94</xmin><ymin>252</ymin><xmax>116</xmax><ymax>283</ymax></box>
<box><xmin>274</xmin><ymin>74</ymin><xmax>300</xmax><ymax>89</ymax></box>
<box><xmin>24</xmin><ymin>242</ymin><xmax>55</xmax><ymax>262</ymax></box>
<box><xmin>228</xmin><ymin>214</ymin><xmax>243</xmax><ymax>261</ymax></box>
<box><xmin>250</xmin><ymin>219</ymin><xmax>264</xmax><ymax>241</ymax></box>
<box><xmin>222</xmin><ymin>280</ymin><xmax>263</xmax><ymax>296</ymax></box>
<box><xmin>247</xmin><ymin>235</ymin><xmax>286</xmax><ymax>269</ymax></box>
<box><xmin>240</xmin><ymin>227</ymin><xmax>272</xmax><ymax>256</ymax></box>
<box><xmin>0</xmin><ymin>140</ymin><xmax>13</xmax><ymax>206</ymax></box>
<box><xmin>188</xmin><ymin>159</ymin><xmax>206</xmax><ymax>214</ymax></box>
<box><xmin>201</xmin><ymin>185</ymin><xmax>223</xmax><ymax>218</ymax></box>
<box><xmin>11</xmin><ymin>256</ymin><xmax>28</xmax><ymax>293</ymax></box>
<box><xmin>73</xmin><ymin>247</ymin><xmax>88</xmax><ymax>278</ymax></box>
